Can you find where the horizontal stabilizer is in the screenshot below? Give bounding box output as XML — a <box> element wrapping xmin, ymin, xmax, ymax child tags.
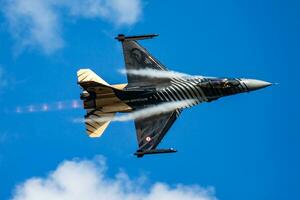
<box><xmin>115</xmin><ymin>34</ymin><xmax>158</xmax><ymax>42</ymax></box>
<box><xmin>77</xmin><ymin>69</ymin><xmax>109</xmax><ymax>86</ymax></box>
<box><xmin>134</xmin><ymin>148</ymin><xmax>177</xmax><ymax>158</ymax></box>
<box><xmin>85</xmin><ymin>110</ymin><xmax>115</xmax><ymax>138</ymax></box>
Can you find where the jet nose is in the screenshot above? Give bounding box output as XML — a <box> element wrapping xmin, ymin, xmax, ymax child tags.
<box><xmin>241</xmin><ymin>79</ymin><xmax>272</xmax><ymax>91</ymax></box>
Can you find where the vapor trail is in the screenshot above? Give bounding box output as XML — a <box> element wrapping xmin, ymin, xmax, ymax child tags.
<box><xmin>75</xmin><ymin>99</ymin><xmax>196</xmax><ymax>123</ymax></box>
<box><xmin>119</xmin><ymin>68</ymin><xmax>201</xmax><ymax>79</ymax></box>
<box><xmin>112</xmin><ymin>99</ymin><xmax>195</xmax><ymax>122</ymax></box>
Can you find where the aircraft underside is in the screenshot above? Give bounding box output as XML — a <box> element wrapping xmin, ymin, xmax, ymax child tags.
<box><xmin>77</xmin><ymin>34</ymin><xmax>272</xmax><ymax>157</ymax></box>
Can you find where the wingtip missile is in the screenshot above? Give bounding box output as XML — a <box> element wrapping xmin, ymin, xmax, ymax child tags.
<box><xmin>134</xmin><ymin>148</ymin><xmax>177</xmax><ymax>158</ymax></box>
<box><xmin>115</xmin><ymin>34</ymin><xmax>159</xmax><ymax>42</ymax></box>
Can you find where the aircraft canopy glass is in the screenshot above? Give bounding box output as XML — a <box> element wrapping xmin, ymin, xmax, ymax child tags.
<box><xmin>199</xmin><ymin>78</ymin><xmax>240</xmax><ymax>88</ymax></box>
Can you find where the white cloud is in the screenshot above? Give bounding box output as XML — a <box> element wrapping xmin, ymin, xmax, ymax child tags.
<box><xmin>63</xmin><ymin>0</ymin><xmax>142</xmax><ymax>26</ymax></box>
<box><xmin>3</xmin><ymin>0</ymin><xmax>142</xmax><ymax>54</ymax></box>
<box><xmin>106</xmin><ymin>0</ymin><xmax>142</xmax><ymax>26</ymax></box>
<box><xmin>4</xmin><ymin>0</ymin><xmax>63</xmax><ymax>54</ymax></box>
<box><xmin>11</xmin><ymin>156</ymin><xmax>217</xmax><ymax>200</ymax></box>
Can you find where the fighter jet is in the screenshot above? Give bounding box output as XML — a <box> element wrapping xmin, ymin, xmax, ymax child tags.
<box><xmin>77</xmin><ymin>34</ymin><xmax>272</xmax><ymax>157</ymax></box>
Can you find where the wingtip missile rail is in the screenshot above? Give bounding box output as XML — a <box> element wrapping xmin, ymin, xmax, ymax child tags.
<box><xmin>134</xmin><ymin>148</ymin><xmax>177</xmax><ymax>158</ymax></box>
<box><xmin>115</xmin><ymin>34</ymin><xmax>159</xmax><ymax>42</ymax></box>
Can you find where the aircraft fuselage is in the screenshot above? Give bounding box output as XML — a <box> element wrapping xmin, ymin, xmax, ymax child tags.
<box><xmin>82</xmin><ymin>77</ymin><xmax>271</xmax><ymax>113</ymax></box>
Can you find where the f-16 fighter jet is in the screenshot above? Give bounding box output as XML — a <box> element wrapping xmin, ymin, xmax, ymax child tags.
<box><xmin>77</xmin><ymin>34</ymin><xmax>272</xmax><ymax>157</ymax></box>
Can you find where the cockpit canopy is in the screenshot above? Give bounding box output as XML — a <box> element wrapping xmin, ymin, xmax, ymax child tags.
<box><xmin>199</xmin><ymin>78</ymin><xmax>240</xmax><ymax>89</ymax></box>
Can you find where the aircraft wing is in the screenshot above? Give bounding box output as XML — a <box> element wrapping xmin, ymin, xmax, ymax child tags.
<box><xmin>116</xmin><ymin>34</ymin><xmax>170</xmax><ymax>87</ymax></box>
<box><xmin>134</xmin><ymin>109</ymin><xmax>181</xmax><ymax>156</ymax></box>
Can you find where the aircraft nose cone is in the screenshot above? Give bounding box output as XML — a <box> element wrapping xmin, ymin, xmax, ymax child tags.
<box><xmin>241</xmin><ymin>79</ymin><xmax>272</xmax><ymax>91</ymax></box>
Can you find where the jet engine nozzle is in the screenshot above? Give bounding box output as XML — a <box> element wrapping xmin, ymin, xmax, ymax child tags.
<box><xmin>241</xmin><ymin>79</ymin><xmax>272</xmax><ymax>91</ymax></box>
<box><xmin>80</xmin><ymin>91</ymin><xmax>90</xmax><ymax>100</ymax></box>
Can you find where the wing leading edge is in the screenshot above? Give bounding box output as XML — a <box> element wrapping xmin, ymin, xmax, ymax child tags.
<box><xmin>116</xmin><ymin>34</ymin><xmax>171</xmax><ymax>87</ymax></box>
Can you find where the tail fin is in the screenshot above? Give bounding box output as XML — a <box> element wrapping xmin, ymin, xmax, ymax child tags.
<box><xmin>77</xmin><ymin>69</ymin><xmax>130</xmax><ymax>137</ymax></box>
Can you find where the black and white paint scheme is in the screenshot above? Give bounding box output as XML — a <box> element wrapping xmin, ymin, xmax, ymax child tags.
<box><xmin>77</xmin><ymin>34</ymin><xmax>272</xmax><ymax>157</ymax></box>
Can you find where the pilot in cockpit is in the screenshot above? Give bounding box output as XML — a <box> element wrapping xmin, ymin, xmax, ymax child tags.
<box><xmin>199</xmin><ymin>78</ymin><xmax>240</xmax><ymax>89</ymax></box>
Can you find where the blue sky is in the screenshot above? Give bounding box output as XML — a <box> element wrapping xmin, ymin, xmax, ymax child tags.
<box><xmin>0</xmin><ymin>0</ymin><xmax>299</xmax><ymax>199</ymax></box>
